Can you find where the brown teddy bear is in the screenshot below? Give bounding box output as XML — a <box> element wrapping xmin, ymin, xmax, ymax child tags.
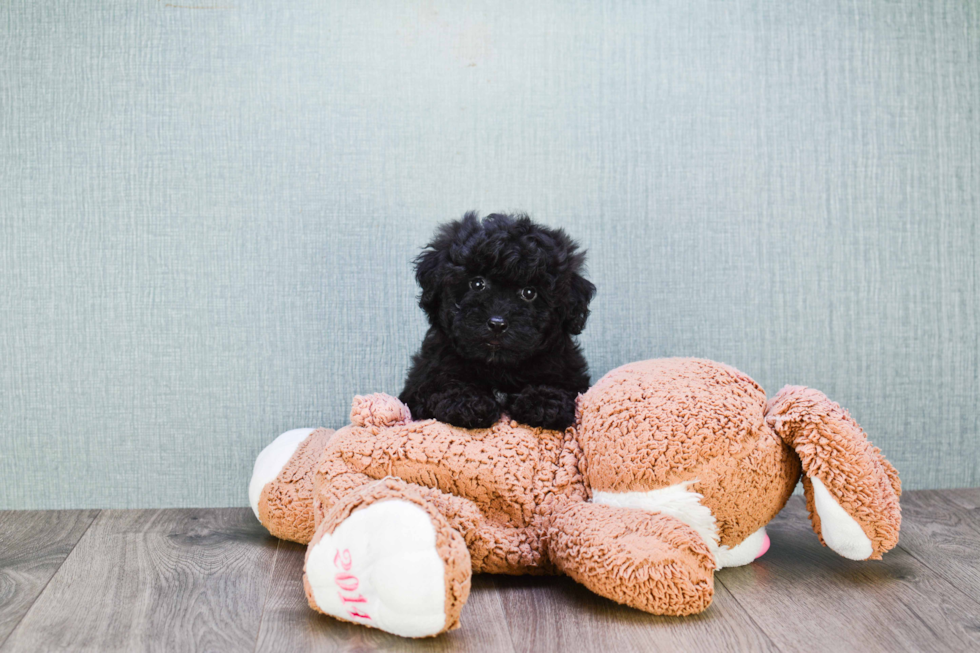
<box><xmin>249</xmin><ymin>358</ymin><xmax>901</xmax><ymax>638</ymax></box>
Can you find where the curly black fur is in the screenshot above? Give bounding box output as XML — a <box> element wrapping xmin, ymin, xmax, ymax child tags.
<box><xmin>399</xmin><ymin>212</ymin><xmax>596</xmax><ymax>431</ymax></box>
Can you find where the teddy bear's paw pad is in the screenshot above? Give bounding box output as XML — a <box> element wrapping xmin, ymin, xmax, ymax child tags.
<box><xmin>715</xmin><ymin>527</ymin><xmax>770</xmax><ymax>569</ymax></box>
<box><xmin>810</xmin><ymin>477</ymin><xmax>874</xmax><ymax>560</ymax></box>
<box><xmin>305</xmin><ymin>500</ymin><xmax>447</xmax><ymax>638</ymax></box>
<box><xmin>249</xmin><ymin>428</ymin><xmax>316</xmax><ymax>520</ymax></box>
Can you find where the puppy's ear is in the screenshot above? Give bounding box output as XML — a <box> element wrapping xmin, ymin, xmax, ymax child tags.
<box><xmin>564</xmin><ymin>273</ymin><xmax>596</xmax><ymax>335</ymax></box>
<box><xmin>415</xmin><ymin>213</ymin><xmax>478</xmax><ymax>322</ymax></box>
<box><xmin>414</xmin><ymin>245</ymin><xmax>447</xmax><ymax>320</ymax></box>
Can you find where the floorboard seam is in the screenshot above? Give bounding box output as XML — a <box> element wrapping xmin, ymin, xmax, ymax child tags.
<box><xmin>0</xmin><ymin>509</ymin><xmax>102</xmax><ymax>653</ymax></box>
<box><xmin>714</xmin><ymin>574</ymin><xmax>784</xmax><ymax>652</ymax></box>
<box><xmin>251</xmin><ymin>536</ymin><xmax>282</xmax><ymax>653</ymax></box>
<box><xmin>893</xmin><ymin>542</ymin><xmax>980</xmax><ymax>610</ymax></box>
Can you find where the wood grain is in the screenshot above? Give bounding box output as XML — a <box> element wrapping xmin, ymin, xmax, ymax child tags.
<box><xmin>0</xmin><ymin>510</ymin><xmax>100</xmax><ymax>647</ymax></box>
<box><xmin>934</xmin><ymin>487</ymin><xmax>980</xmax><ymax>513</ymax></box>
<box><xmin>2</xmin><ymin>490</ymin><xmax>980</xmax><ymax>652</ymax></box>
<box><xmin>253</xmin><ymin>540</ymin><xmax>516</xmax><ymax>653</ymax></box>
<box><xmin>0</xmin><ymin>509</ymin><xmax>277</xmax><ymax>653</ymax></box>
<box><xmin>719</xmin><ymin>496</ymin><xmax>980</xmax><ymax>653</ymax></box>
<box><xmin>495</xmin><ymin>573</ymin><xmax>776</xmax><ymax>653</ymax></box>
<box><xmin>895</xmin><ymin>489</ymin><xmax>980</xmax><ymax>605</ymax></box>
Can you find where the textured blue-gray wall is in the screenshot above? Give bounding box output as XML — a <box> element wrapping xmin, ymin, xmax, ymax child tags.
<box><xmin>1</xmin><ymin>0</ymin><xmax>977</xmax><ymax>509</ymax></box>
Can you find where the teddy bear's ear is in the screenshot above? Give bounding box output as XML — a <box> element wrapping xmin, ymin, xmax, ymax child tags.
<box><xmin>563</xmin><ymin>273</ymin><xmax>596</xmax><ymax>335</ymax></box>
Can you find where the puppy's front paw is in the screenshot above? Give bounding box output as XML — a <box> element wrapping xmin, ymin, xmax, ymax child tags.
<box><xmin>429</xmin><ymin>386</ymin><xmax>500</xmax><ymax>429</ymax></box>
<box><xmin>509</xmin><ymin>386</ymin><xmax>577</xmax><ymax>431</ymax></box>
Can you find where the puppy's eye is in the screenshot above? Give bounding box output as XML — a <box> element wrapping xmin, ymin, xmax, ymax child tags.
<box><xmin>520</xmin><ymin>287</ymin><xmax>537</xmax><ymax>302</ymax></box>
<box><xmin>469</xmin><ymin>277</ymin><xmax>486</xmax><ymax>292</ymax></box>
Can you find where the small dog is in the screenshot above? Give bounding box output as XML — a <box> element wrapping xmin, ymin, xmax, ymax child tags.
<box><xmin>399</xmin><ymin>212</ymin><xmax>596</xmax><ymax>431</ymax></box>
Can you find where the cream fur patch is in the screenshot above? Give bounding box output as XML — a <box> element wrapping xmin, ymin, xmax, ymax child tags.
<box><xmin>810</xmin><ymin>477</ymin><xmax>874</xmax><ymax>560</ymax></box>
<box><xmin>592</xmin><ymin>481</ymin><xmax>723</xmax><ymax>567</ymax></box>
<box><xmin>248</xmin><ymin>428</ymin><xmax>316</xmax><ymax>520</ymax></box>
<box><xmin>305</xmin><ymin>500</ymin><xmax>447</xmax><ymax>638</ymax></box>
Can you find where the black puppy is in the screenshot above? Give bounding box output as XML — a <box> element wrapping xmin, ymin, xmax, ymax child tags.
<box><xmin>399</xmin><ymin>212</ymin><xmax>596</xmax><ymax>431</ymax></box>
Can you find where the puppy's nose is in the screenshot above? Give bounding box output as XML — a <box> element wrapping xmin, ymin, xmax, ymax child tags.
<box><xmin>487</xmin><ymin>316</ymin><xmax>508</xmax><ymax>334</ymax></box>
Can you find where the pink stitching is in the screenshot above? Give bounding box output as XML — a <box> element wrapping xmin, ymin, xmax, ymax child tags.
<box><xmin>333</xmin><ymin>549</ymin><xmax>352</xmax><ymax>571</ymax></box>
<box><xmin>333</xmin><ymin>548</ymin><xmax>371</xmax><ymax>620</ymax></box>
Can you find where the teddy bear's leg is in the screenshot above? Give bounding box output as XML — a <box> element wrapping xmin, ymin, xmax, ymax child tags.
<box><xmin>316</xmin><ymin>445</ymin><xmax>550</xmax><ymax>574</ymax></box>
<box><xmin>249</xmin><ymin>427</ymin><xmax>335</xmax><ymax>543</ymax></box>
<box><xmin>766</xmin><ymin>386</ymin><xmax>901</xmax><ymax>560</ymax></box>
<box><xmin>303</xmin><ymin>477</ymin><xmax>471</xmax><ymax>638</ymax></box>
<box><xmin>248</xmin><ymin>394</ymin><xmax>407</xmax><ymax>544</ymax></box>
<box><xmin>547</xmin><ymin>502</ymin><xmax>715</xmax><ymax>616</ymax></box>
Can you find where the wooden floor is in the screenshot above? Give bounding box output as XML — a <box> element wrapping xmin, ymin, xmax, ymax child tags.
<box><xmin>1</xmin><ymin>489</ymin><xmax>978</xmax><ymax>652</ymax></box>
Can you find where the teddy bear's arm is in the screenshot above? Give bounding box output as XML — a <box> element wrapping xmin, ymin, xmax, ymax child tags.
<box><xmin>547</xmin><ymin>501</ymin><xmax>715</xmax><ymax>616</ymax></box>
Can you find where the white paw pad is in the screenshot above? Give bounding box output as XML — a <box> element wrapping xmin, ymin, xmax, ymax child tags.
<box><xmin>305</xmin><ymin>500</ymin><xmax>447</xmax><ymax>638</ymax></box>
<box><xmin>810</xmin><ymin>477</ymin><xmax>873</xmax><ymax>560</ymax></box>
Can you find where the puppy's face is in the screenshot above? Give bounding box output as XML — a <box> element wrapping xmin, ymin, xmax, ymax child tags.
<box><xmin>449</xmin><ymin>272</ymin><xmax>552</xmax><ymax>364</ymax></box>
<box><xmin>415</xmin><ymin>213</ymin><xmax>595</xmax><ymax>365</ymax></box>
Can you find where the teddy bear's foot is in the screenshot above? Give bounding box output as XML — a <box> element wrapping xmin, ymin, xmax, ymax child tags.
<box><xmin>249</xmin><ymin>428</ymin><xmax>316</xmax><ymax>519</ymax></box>
<box><xmin>304</xmin><ymin>489</ymin><xmax>471</xmax><ymax>638</ymax></box>
<box><xmin>807</xmin><ymin>477</ymin><xmax>873</xmax><ymax>560</ymax></box>
<box><xmin>249</xmin><ymin>427</ymin><xmax>335</xmax><ymax>544</ymax></box>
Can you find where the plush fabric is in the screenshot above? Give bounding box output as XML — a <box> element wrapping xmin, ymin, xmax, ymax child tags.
<box><xmin>576</xmin><ymin>358</ymin><xmax>801</xmax><ymax>547</ymax></box>
<box><xmin>312</xmin><ymin>394</ymin><xmax>588</xmax><ymax>575</ymax></box>
<box><xmin>252</xmin><ymin>357</ymin><xmax>902</xmax><ymax>637</ymax></box>
<box><xmin>304</xmin><ymin>477</ymin><xmax>472</xmax><ymax>634</ymax></box>
<box><xmin>766</xmin><ymin>386</ymin><xmax>902</xmax><ymax>559</ymax></box>
<box><xmin>548</xmin><ymin>501</ymin><xmax>715</xmax><ymax>615</ymax></box>
<box><xmin>257</xmin><ymin>427</ymin><xmax>335</xmax><ymax>544</ymax></box>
